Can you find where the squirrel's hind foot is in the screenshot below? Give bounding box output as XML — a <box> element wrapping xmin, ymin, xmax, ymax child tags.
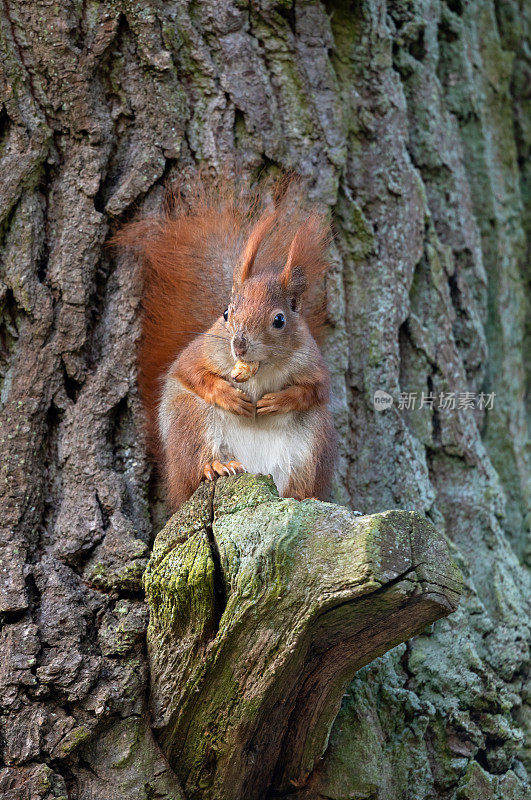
<box><xmin>202</xmin><ymin>460</ymin><xmax>246</xmax><ymax>481</ymax></box>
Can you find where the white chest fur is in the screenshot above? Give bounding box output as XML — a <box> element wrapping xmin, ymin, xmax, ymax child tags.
<box><xmin>159</xmin><ymin>356</ymin><xmax>320</xmax><ymax>496</ymax></box>
<box><xmin>207</xmin><ymin>364</ymin><xmax>317</xmax><ymax>494</ymax></box>
<box><xmin>208</xmin><ymin>406</ymin><xmax>317</xmax><ymax>495</ymax></box>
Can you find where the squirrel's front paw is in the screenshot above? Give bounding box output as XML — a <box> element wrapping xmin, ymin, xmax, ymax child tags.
<box><xmin>256</xmin><ymin>391</ymin><xmax>291</xmax><ymax>415</ymax></box>
<box><xmin>217</xmin><ymin>386</ymin><xmax>254</xmax><ymax>417</ymax></box>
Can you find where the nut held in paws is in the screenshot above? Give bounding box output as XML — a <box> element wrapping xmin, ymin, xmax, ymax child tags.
<box><xmin>231</xmin><ymin>360</ymin><xmax>259</xmax><ymax>382</ymax></box>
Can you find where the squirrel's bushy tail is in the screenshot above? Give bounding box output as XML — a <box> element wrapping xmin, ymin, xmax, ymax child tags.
<box><xmin>112</xmin><ymin>175</ymin><xmax>331</xmax><ymax>452</ymax></box>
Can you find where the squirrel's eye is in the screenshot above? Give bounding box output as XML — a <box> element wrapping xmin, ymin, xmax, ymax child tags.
<box><xmin>223</xmin><ymin>308</ymin><xmax>229</xmax><ymax>322</ymax></box>
<box><xmin>272</xmin><ymin>313</ymin><xmax>285</xmax><ymax>329</ymax></box>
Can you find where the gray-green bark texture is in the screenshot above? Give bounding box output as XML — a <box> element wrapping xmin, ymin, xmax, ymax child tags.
<box><xmin>0</xmin><ymin>1</ymin><xmax>528</xmax><ymax>800</ymax></box>
<box><xmin>144</xmin><ymin>474</ymin><xmax>461</xmax><ymax>800</ymax></box>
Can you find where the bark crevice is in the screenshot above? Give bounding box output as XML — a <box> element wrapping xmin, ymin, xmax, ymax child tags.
<box><xmin>205</xmin><ymin>486</ymin><xmax>228</xmax><ymax>637</ymax></box>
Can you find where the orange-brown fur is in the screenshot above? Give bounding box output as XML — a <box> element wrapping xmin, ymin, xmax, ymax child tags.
<box><xmin>113</xmin><ymin>176</ymin><xmax>336</xmax><ymax>509</ymax></box>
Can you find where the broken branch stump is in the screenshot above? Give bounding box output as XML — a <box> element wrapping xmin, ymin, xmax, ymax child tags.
<box><xmin>143</xmin><ymin>475</ymin><xmax>461</xmax><ymax>800</ymax></box>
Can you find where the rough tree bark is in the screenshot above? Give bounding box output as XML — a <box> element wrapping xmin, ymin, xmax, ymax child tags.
<box><xmin>144</xmin><ymin>474</ymin><xmax>461</xmax><ymax>800</ymax></box>
<box><xmin>0</xmin><ymin>2</ymin><xmax>528</xmax><ymax>800</ymax></box>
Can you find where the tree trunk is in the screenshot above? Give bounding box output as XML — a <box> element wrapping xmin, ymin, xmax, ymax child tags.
<box><xmin>0</xmin><ymin>2</ymin><xmax>528</xmax><ymax>800</ymax></box>
<box><xmin>144</xmin><ymin>475</ymin><xmax>461</xmax><ymax>800</ymax></box>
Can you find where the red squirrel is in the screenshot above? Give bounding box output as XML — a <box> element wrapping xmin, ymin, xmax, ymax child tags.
<box><xmin>114</xmin><ymin>177</ymin><xmax>337</xmax><ymax>509</ymax></box>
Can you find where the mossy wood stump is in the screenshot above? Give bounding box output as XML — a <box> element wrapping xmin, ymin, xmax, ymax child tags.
<box><xmin>144</xmin><ymin>475</ymin><xmax>461</xmax><ymax>800</ymax></box>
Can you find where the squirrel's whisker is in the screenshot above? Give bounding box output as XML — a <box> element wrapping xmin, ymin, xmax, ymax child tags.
<box><xmin>173</xmin><ymin>331</ymin><xmax>231</xmax><ymax>341</ymax></box>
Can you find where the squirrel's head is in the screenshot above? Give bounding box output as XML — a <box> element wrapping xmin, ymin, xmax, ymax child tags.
<box><xmin>222</xmin><ymin>215</ymin><xmax>324</xmax><ymax>365</ymax></box>
<box><xmin>224</xmin><ymin>273</ymin><xmax>307</xmax><ymax>364</ymax></box>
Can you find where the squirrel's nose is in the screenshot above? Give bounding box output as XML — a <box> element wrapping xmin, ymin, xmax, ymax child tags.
<box><xmin>233</xmin><ymin>333</ymin><xmax>248</xmax><ymax>358</ymax></box>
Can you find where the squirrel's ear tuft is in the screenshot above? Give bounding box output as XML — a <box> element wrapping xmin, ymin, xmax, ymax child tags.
<box><xmin>280</xmin><ymin>262</ymin><xmax>307</xmax><ymax>298</ymax></box>
<box><xmin>279</xmin><ymin>213</ymin><xmax>330</xmax><ymax>302</ymax></box>
<box><xmin>279</xmin><ymin>223</ymin><xmax>313</xmax><ymax>297</ymax></box>
<box><xmin>233</xmin><ymin>211</ymin><xmax>277</xmax><ymax>289</ymax></box>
